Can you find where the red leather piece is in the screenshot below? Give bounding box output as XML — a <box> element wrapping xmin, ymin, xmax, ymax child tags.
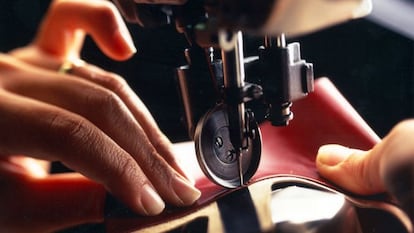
<box><xmin>105</xmin><ymin>78</ymin><xmax>380</xmax><ymax>232</ymax></box>
<box><xmin>255</xmin><ymin>77</ymin><xmax>380</xmax><ymax>183</ymax></box>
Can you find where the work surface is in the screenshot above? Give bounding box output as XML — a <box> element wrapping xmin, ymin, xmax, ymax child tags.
<box><xmin>104</xmin><ymin>78</ymin><xmax>409</xmax><ymax>233</ymax></box>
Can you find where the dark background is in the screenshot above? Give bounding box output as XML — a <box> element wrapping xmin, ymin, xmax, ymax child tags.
<box><xmin>1</xmin><ymin>0</ymin><xmax>413</xmax><ymax>142</ymax></box>
<box><xmin>1</xmin><ymin>0</ymin><xmax>414</xmax><ymax>232</ymax></box>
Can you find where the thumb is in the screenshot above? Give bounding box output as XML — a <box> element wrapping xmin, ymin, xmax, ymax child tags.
<box><xmin>316</xmin><ymin>144</ymin><xmax>385</xmax><ymax>195</ymax></box>
<box><xmin>317</xmin><ymin>120</ymin><xmax>414</xmax><ymax>223</ymax></box>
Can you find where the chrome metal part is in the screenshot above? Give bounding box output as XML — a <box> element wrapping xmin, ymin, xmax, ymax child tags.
<box><xmin>194</xmin><ymin>104</ymin><xmax>261</xmax><ymax>188</ymax></box>
<box><xmin>220</xmin><ymin>31</ymin><xmax>247</xmax><ymax>186</ymax></box>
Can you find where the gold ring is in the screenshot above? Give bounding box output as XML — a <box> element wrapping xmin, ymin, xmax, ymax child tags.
<box><xmin>58</xmin><ymin>60</ymin><xmax>74</xmax><ymax>74</ymax></box>
<box><xmin>58</xmin><ymin>59</ymin><xmax>86</xmax><ymax>74</ymax></box>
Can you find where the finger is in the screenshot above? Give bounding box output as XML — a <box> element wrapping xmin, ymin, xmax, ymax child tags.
<box><xmin>1</xmin><ymin>58</ymin><xmax>200</xmax><ymax>208</ymax></box>
<box><xmin>316</xmin><ymin>144</ymin><xmax>384</xmax><ymax>195</ymax></box>
<box><xmin>0</xmin><ymin>172</ymin><xmax>105</xmax><ymax>233</ymax></box>
<box><xmin>34</xmin><ymin>0</ymin><xmax>136</xmax><ymax>61</ymax></box>
<box><xmin>316</xmin><ymin>119</ymin><xmax>414</xmax><ymax>197</ymax></box>
<box><xmin>0</xmin><ymin>89</ymin><xmax>166</xmax><ymax>216</ymax></box>
<box><xmin>69</xmin><ymin>61</ymin><xmax>194</xmax><ymax>183</ymax></box>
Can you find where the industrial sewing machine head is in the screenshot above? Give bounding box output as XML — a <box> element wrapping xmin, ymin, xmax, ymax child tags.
<box><xmin>113</xmin><ymin>0</ymin><xmax>372</xmax><ymax>188</ymax></box>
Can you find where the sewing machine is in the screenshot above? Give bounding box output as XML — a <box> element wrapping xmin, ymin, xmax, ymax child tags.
<box><xmin>112</xmin><ymin>0</ymin><xmax>370</xmax><ymax>188</ymax></box>
<box><xmin>101</xmin><ymin>1</ymin><xmax>413</xmax><ymax>232</ymax></box>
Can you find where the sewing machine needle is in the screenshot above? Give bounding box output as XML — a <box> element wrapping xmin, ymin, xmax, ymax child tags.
<box><xmin>238</xmin><ymin>150</ymin><xmax>244</xmax><ymax>186</ymax></box>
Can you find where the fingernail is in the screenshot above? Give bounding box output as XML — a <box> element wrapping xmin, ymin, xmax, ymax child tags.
<box><xmin>141</xmin><ymin>184</ymin><xmax>165</xmax><ymax>215</ymax></box>
<box><xmin>172</xmin><ymin>175</ymin><xmax>201</xmax><ymax>205</ymax></box>
<box><xmin>317</xmin><ymin>144</ymin><xmax>352</xmax><ymax>166</ymax></box>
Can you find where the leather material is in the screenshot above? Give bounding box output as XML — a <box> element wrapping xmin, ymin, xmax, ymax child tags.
<box><xmin>105</xmin><ymin>77</ymin><xmax>380</xmax><ymax>232</ymax></box>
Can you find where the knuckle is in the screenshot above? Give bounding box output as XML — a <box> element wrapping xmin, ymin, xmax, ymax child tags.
<box><xmin>46</xmin><ymin>112</ymin><xmax>92</xmax><ymax>145</ymax></box>
<box><xmin>111</xmin><ymin>155</ymin><xmax>144</xmax><ymax>186</ymax></box>
<box><xmin>101</xmin><ymin>91</ymin><xmax>125</xmax><ymax>117</ymax></box>
<box><xmin>94</xmin><ymin>2</ymin><xmax>118</xmax><ymax>23</ymax></box>
<box><xmin>145</xmin><ymin>150</ymin><xmax>171</xmax><ymax>181</ymax></box>
<box><xmin>98</xmin><ymin>89</ymin><xmax>121</xmax><ymax>108</ymax></box>
<box><xmin>101</xmin><ymin>73</ymin><xmax>129</xmax><ymax>94</ymax></box>
<box><xmin>85</xmin><ymin>87</ymin><xmax>124</xmax><ymax>117</ymax></box>
<box><xmin>44</xmin><ymin>113</ymin><xmax>96</xmax><ymax>154</ymax></box>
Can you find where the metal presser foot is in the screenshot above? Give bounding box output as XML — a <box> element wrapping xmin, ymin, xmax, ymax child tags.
<box><xmin>194</xmin><ymin>104</ymin><xmax>261</xmax><ymax>188</ymax></box>
<box><xmin>194</xmin><ymin>31</ymin><xmax>262</xmax><ymax>188</ymax></box>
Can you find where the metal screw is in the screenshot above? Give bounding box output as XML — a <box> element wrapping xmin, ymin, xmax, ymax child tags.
<box><xmin>226</xmin><ymin>151</ymin><xmax>235</xmax><ymax>162</ymax></box>
<box><xmin>215</xmin><ymin>137</ymin><xmax>224</xmax><ymax>148</ymax></box>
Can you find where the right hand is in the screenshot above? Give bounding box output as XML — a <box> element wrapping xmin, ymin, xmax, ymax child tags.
<box><xmin>316</xmin><ymin>120</ymin><xmax>414</xmax><ymax>222</ymax></box>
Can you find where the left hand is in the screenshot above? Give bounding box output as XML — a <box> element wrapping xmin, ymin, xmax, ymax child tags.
<box><xmin>1</xmin><ymin>0</ymin><xmax>136</xmax><ymax>232</ymax></box>
<box><xmin>1</xmin><ymin>0</ymin><xmax>199</xmax><ymax>232</ymax></box>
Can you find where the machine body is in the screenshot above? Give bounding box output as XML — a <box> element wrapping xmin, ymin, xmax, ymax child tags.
<box><xmin>112</xmin><ymin>0</ymin><xmax>371</xmax><ymax>188</ymax></box>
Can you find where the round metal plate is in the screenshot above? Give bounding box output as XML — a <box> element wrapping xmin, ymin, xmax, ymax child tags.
<box><xmin>194</xmin><ymin>104</ymin><xmax>261</xmax><ymax>188</ymax></box>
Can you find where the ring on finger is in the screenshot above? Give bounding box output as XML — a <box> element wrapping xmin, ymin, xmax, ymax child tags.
<box><xmin>58</xmin><ymin>59</ymin><xmax>85</xmax><ymax>74</ymax></box>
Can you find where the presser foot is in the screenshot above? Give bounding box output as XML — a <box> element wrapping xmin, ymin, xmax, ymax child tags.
<box><xmin>194</xmin><ymin>104</ymin><xmax>261</xmax><ymax>188</ymax></box>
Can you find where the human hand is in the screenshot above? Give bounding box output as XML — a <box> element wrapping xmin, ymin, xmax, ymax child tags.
<box><xmin>0</xmin><ymin>0</ymin><xmax>200</xmax><ymax>232</ymax></box>
<box><xmin>316</xmin><ymin>120</ymin><xmax>414</xmax><ymax>221</ymax></box>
